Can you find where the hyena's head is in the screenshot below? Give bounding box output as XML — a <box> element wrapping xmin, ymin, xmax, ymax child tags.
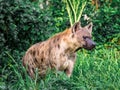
<box><xmin>70</xmin><ymin>22</ymin><xmax>96</xmax><ymax>50</ymax></box>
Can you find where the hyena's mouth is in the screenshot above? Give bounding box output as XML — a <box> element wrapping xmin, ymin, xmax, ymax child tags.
<box><xmin>83</xmin><ymin>38</ymin><xmax>96</xmax><ymax>50</ymax></box>
<box><xmin>83</xmin><ymin>44</ymin><xmax>95</xmax><ymax>50</ymax></box>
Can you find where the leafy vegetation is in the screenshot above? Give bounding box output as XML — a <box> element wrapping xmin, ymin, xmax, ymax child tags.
<box><xmin>0</xmin><ymin>0</ymin><xmax>120</xmax><ymax>90</ymax></box>
<box><xmin>84</xmin><ymin>0</ymin><xmax>120</xmax><ymax>43</ymax></box>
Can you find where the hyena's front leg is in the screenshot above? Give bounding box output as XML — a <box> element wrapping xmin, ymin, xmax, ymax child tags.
<box><xmin>65</xmin><ymin>60</ymin><xmax>75</xmax><ymax>77</ymax></box>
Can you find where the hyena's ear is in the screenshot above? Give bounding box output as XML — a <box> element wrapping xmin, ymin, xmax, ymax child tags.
<box><xmin>85</xmin><ymin>22</ymin><xmax>93</xmax><ymax>33</ymax></box>
<box><xmin>71</xmin><ymin>22</ymin><xmax>81</xmax><ymax>33</ymax></box>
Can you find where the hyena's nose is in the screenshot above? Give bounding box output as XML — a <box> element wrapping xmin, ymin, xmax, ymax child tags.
<box><xmin>83</xmin><ymin>38</ymin><xmax>96</xmax><ymax>50</ymax></box>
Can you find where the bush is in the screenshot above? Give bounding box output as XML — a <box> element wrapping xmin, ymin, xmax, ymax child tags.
<box><xmin>0</xmin><ymin>0</ymin><xmax>67</xmax><ymax>59</ymax></box>
<box><xmin>0</xmin><ymin>0</ymin><xmax>49</xmax><ymax>51</ymax></box>
<box><xmin>84</xmin><ymin>0</ymin><xmax>120</xmax><ymax>44</ymax></box>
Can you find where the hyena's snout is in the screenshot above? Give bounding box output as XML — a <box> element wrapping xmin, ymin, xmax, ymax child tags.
<box><xmin>83</xmin><ymin>38</ymin><xmax>96</xmax><ymax>50</ymax></box>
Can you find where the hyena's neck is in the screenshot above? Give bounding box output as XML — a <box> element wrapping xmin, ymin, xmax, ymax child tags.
<box><xmin>60</xmin><ymin>36</ymin><xmax>79</xmax><ymax>54</ymax></box>
<box><xmin>61</xmin><ymin>39</ymin><xmax>79</xmax><ymax>53</ymax></box>
<box><xmin>48</xmin><ymin>28</ymin><xmax>79</xmax><ymax>53</ymax></box>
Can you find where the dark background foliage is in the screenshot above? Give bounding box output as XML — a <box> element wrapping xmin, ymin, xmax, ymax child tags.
<box><xmin>82</xmin><ymin>0</ymin><xmax>120</xmax><ymax>44</ymax></box>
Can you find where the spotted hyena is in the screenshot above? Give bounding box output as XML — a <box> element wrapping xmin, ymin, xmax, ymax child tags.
<box><xmin>22</xmin><ymin>22</ymin><xmax>95</xmax><ymax>78</ymax></box>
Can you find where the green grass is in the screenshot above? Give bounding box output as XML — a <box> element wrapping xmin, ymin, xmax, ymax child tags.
<box><xmin>73</xmin><ymin>47</ymin><xmax>120</xmax><ymax>90</ymax></box>
<box><xmin>1</xmin><ymin>46</ymin><xmax>120</xmax><ymax>90</ymax></box>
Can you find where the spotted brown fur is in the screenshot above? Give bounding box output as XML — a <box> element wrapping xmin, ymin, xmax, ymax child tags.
<box><xmin>22</xmin><ymin>22</ymin><xmax>95</xmax><ymax>78</ymax></box>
